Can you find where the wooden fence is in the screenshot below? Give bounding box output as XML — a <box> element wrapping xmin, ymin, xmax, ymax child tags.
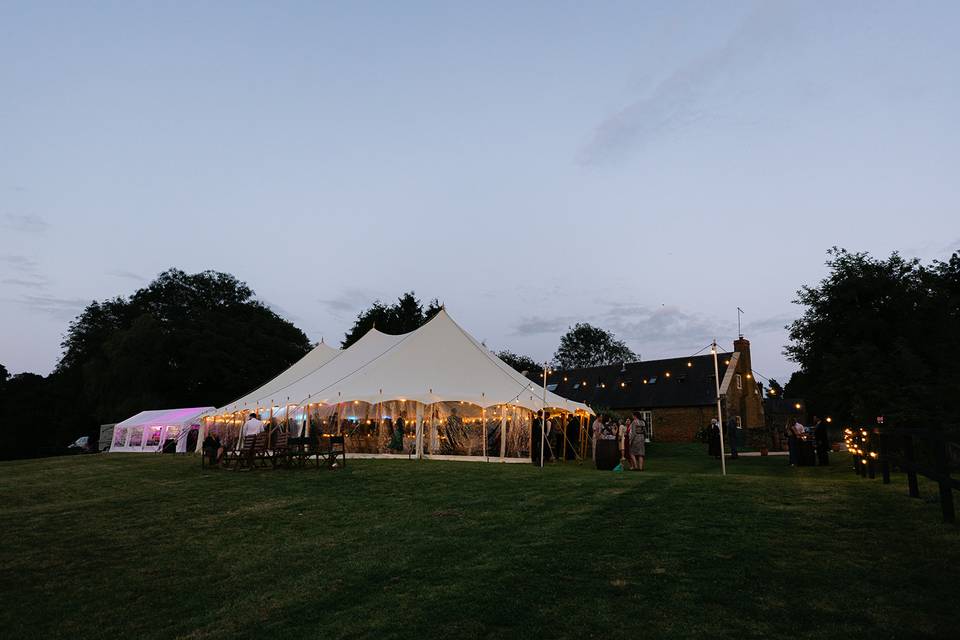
<box><xmin>844</xmin><ymin>427</ymin><xmax>959</xmax><ymax>523</ymax></box>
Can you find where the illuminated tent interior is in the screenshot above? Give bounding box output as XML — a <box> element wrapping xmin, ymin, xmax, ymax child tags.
<box><xmin>111</xmin><ymin>407</ymin><xmax>214</xmax><ymax>453</ymax></box>
<box><xmin>200</xmin><ymin>310</ymin><xmax>592</xmax><ymax>461</ymax></box>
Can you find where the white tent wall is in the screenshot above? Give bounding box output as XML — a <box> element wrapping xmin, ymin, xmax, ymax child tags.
<box><xmin>110</xmin><ymin>407</ymin><xmax>213</xmax><ymax>453</ymax></box>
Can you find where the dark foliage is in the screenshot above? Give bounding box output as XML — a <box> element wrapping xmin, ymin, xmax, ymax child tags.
<box><xmin>0</xmin><ymin>269</ymin><xmax>311</xmax><ymax>460</ymax></box>
<box><xmin>786</xmin><ymin>248</ymin><xmax>960</xmax><ymax>430</ymax></box>
<box><xmin>341</xmin><ymin>292</ymin><xmax>442</xmax><ymax>348</ymax></box>
<box><xmin>495</xmin><ymin>350</ymin><xmax>541</xmax><ymax>375</ymax></box>
<box><xmin>553</xmin><ymin>323</ymin><xmax>637</xmax><ymax>369</ymax></box>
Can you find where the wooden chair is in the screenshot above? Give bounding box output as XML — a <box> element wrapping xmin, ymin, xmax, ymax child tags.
<box><xmin>270</xmin><ymin>432</ymin><xmax>292</xmax><ymax>469</ymax></box>
<box><xmin>317</xmin><ymin>435</ymin><xmax>346</xmax><ymax>470</ymax></box>
<box><xmin>222</xmin><ymin>435</ymin><xmax>257</xmax><ymax>470</ymax></box>
<box><xmin>251</xmin><ymin>432</ymin><xmax>272</xmax><ymax>468</ymax></box>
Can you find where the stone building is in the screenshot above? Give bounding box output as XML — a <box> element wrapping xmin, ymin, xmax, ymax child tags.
<box><xmin>537</xmin><ymin>337</ymin><xmax>766</xmax><ymax>443</ymax></box>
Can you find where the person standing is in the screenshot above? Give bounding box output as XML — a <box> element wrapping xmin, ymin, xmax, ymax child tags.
<box><xmin>242</xmin><ymin>412</ymin><xmax>264</xmax><ymax>438</ymax></box>
<box><xmin>617</xmin><ymin>419</ymin><xmax>628</xmax><ymax>464</ymax></box>
<box><xmin>813</xmin><ymin>416</ymin><xmax>829</xmax><ymax>466</ymax></box>
<box><xmin>708</xmin><ymin>418</ymin><xmax>721</xmax><ymax>459</ymax></box>
<box><xmin>389</xmin><ymin>413</ymin><xmax>405</xmax><ymax>452</ymax></box>
<box><xmin>787</xmin><ymin>419</ymin><xmax>802</xmax><ymax>466</ymax></box>
<box><xmin>726</xmin><ymin>416</ymin><xmax>739</xmax><ymax>459</ymax></box>
<box><xmin>629</xmin><ymin>412</ymin><xmax>646</xmax><ymax>471</ymax></box>
<box><xmin>591</xmin><ymin>414</ymin><xmax>603</xmax><ymax>460</ymax></box>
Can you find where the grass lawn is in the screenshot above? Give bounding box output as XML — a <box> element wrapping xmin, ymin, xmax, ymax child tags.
<box><xmin>1</xmin><ymin>445</ymin><xmax>957</xmax><ymax>639</ymax></box>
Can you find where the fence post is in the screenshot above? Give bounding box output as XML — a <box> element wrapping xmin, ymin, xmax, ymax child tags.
<box><xmin>880</xmin><ymin>431</ymin><xmax>890</xmax><ymax>485</ymax></box>
<box><xmin>904</xmin><ymin>434</ymin><xmax>920</xmax><ymax>498</ymax></box>
<box><xmin>932</xmin><ymin>437</ymin><xmax>956</xmax><ymax>524</ymax></box>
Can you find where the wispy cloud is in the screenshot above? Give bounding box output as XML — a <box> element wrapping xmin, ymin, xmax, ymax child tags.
<box><xmin>1</xmin><ymin>213</ymin><xmax>48</xmax><ymax>233</ymax></box>
<box><xmin>106</xmin><ymin>269</ymin><xmax>145</xmax><ymax>281</ymax></box>
<box><xmin>744</xmin><ymin>313</ymin><xmax>794</xmax><ymax>335</ymax></box>
<box><xmin>512</xmin><ymin>315</ymin><xmax>579</xmax><ymax>336</ymax></box>
<box><xmin>602</xmin><ymin>304</ymin><xmax>720</xmax><ymax>354</ymax></box>
<box><xmin>19</xmin><ymin>294</ymin><xmax>90</xmax><ymax>320</ymax></box>
<box><xmin>0</xmin><ymin>254</ymin><xmax>49</xmax><ymax>287</ymax></box>
<box><xmin>578</xmin><ymin>3</ymin><xmax>809</xmax><ymax>165</ymax></box>
<box><xmin>318</xmin><ymin>288</ymin><xmax>380</xmax><ymax>317</ymax></box>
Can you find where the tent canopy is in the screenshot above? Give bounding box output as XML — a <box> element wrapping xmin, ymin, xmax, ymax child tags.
<box><xmin>116</xmin><ymin>407</ymin><xmax>215</xmax><ymax>429</ymax></box>
<box><xmin>213</xmin><ymin>310</ymin><xmax>592</xmax><ymax>415</ymax></box>
<box><xmin>216</xmin><ymin>341</ymin><xmax>339</xmax><ymax>414</ymax></box>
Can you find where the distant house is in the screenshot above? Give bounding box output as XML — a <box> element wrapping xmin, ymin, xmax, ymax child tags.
<box><xmin>535</xmin><ymin>337</ymin><xmax>765</xmax><ymax>443</ymax></box>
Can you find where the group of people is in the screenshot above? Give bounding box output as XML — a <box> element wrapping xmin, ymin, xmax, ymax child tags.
<box><xmin>202</xmin><ymin>412</ymin><xmax>264</xmax><ymax>466</ymax></box>
<box><xmin>786</xmin><ymin>415</ymin><xmax>829</xmax><ymax>466</ymax></box>
<box><xmin>706</xmin><ymin>417</ymin><xmax>739</xmax><ymax>459</ymax></box>
<box><xmin>591</xmin><ymin>412</ymin><xmax>647</xmax><ymax>470</ymax></box>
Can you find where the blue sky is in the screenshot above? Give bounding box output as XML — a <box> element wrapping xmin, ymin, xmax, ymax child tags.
<box><xmin>2</xmin><ymin>1</ymin><xmax>958</xmax><ymax>384</ymax></box>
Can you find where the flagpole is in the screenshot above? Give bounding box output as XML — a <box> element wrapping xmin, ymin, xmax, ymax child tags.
<box><xmin>711</xmin><ymin>340</ymin><xmax>727</xmax><ymax>476</ymax></box>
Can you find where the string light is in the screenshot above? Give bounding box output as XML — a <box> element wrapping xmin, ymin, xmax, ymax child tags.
<box><xmin>687</xmin><ymin>361</ymin><xmax>693</xmax><ymax>367</ymax></box>
<box><xmin>665</xmin><ymin>372</ymin><xmax>671</xmax><ymax>378</ymax></box>
<box><xmin>620</xmin><ymin>382</ymin><xmax>626</xmax><ymax>388</ymax></box>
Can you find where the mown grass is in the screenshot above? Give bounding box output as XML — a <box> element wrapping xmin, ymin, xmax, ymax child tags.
<box><xmin>0</xmin><ymin>445</ymin><xmax>957</xmax><ymax>639</ymax></box>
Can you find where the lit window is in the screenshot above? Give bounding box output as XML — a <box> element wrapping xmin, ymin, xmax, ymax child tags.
<box><xmin>546</xmin><ymin>384</ymin><xmax>558</xmax><ymax>392</ymax></box>
<box><xmin>648</xmin><ymin>376</ymin><xmax>658</xmax><ymax>384</ymax></box>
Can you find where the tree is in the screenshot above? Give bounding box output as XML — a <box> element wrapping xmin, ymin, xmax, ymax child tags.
<box><xmin>766</xmin><ymin>378</ymin><xmax>784</xmax><ymax>397</ymax></box>
<box><xmin>786</xmin><ymin>248</ymin><xmax>960</xmax><ymax>430</ymax></box>
<box><xmin>341</xmin><ymin>292</ymin><xmax>443</xmax><ymax>348</ymax></box>
<box><xmin>553</xmin><ymin>323</ymin><xmax>637</xmax><ymax>369</ymax></box>
<box><xmin>496</xmin><ymin>350</ymin><xmax>541</xmax><ymax>374</ymax></box>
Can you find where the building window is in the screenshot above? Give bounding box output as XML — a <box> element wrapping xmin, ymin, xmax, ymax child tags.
<box><xmin>735</xmin><ymin>416</ymin><xmax>742</xmax><ymax>428</ymax></box>
<box><xmin>648</xmin><ymin>376</ymin><xmax>658</xmax><ymax>384</ymax></box>
<box><xmin>546</xmin><ymin>383</ymin><xmax>558</xmax><ymax>392</ymax></box>
<box><xmin>736</xmin><ymin>374</ymin><xmax>742</xmax><ymax>390</ymax></box>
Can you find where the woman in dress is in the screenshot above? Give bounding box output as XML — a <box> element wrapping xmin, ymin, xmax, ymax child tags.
<box><xmin>629</xmin><ymin>412</ymin><xmax>646</xmax><ymax>471</ymax></box>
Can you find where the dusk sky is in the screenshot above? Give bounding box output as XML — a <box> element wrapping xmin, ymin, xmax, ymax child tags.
<box><xmin>2</xmin><ymin>1</ymin><xmax>958</xmax><ymax>384</ymax></box>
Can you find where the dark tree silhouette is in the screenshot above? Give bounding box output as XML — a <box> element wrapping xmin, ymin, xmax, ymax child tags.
<box><xmin>553</xmin><ymin>323</ymin><xmax>637</xmax><ymax>369</ymax></box>
<box><xmin>341</xmin><ymin>292</ymin><xmax>442</xmax><ymax>348</ymax></box>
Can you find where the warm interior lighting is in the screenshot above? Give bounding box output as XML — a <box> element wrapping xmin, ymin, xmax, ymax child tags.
<box><xmin>794</xmin><ymin>403</ymin><xmax>801</xmax><ymax>410</ymax></box>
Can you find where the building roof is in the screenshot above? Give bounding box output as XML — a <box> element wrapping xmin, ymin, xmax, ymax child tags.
<box><xmin>532</xmin><ymin>352</ymin><xmax>735</xmax><ymax>410</ymax></box>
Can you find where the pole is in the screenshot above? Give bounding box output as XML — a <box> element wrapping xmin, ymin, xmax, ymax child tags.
<box><xmin>711</xmin><ymin>340</ymin><xmax>727</xmax><ymax>476</ymax></box>
<box><xmin>482</xmin><ymin>402</ymin><xmax>487</xmax><ymax>461</ymax></box>
<box><xmin>541</xmin><ymin>362</ymin><xmax>548</xmax><ymax>468</ymax></box>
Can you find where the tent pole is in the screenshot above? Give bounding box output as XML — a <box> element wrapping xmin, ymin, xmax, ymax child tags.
<box><xmin>711</xmin><ymin>340</ymin><xmax>727</xmax><ymax>477</ymax></box>
<box><xmin>540</xmin><ymin>362</ymin><xmax>548</xmax><ymax>469</ymax></box>
<box><xmin>482</xmin><ymin>405</ymin><xmax>486</xmax><ymax>461</ymax></box>
<box><xmin>500</xmin><ymin>405</ymin><xmax>507</xmax><ymax>461</ymax></box>
<box><xmin>305</xmin><ymin>400</ymin><xmax>311</xmax><ymax>438</ymax></box>
<box><xmin>415</xmin><ymin>402</ymin><xmax>424</xmax><ymax>460</ymax></box>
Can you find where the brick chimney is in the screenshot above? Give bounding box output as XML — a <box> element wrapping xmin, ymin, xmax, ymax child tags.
<box><xmin>732</xmin><ymin>336</ymin><xmax>764</xmax><ymax>428</ymax></box>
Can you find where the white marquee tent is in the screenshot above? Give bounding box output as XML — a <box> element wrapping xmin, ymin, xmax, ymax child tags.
<box><xmin>201</xmin><ymin>310</ymin><xmax>592</xmax><ymax>461</ymax></box>
<box><xmin>111</xmin><ymin>407</ymin><xmax>214</xmax><ymax>453</ymax></box>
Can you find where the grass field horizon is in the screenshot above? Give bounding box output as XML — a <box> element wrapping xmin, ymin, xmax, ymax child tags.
<box><xmin>1</xmin><ymin>445</ymin><xmax>957</xmax><ymax>639</ymax></box>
